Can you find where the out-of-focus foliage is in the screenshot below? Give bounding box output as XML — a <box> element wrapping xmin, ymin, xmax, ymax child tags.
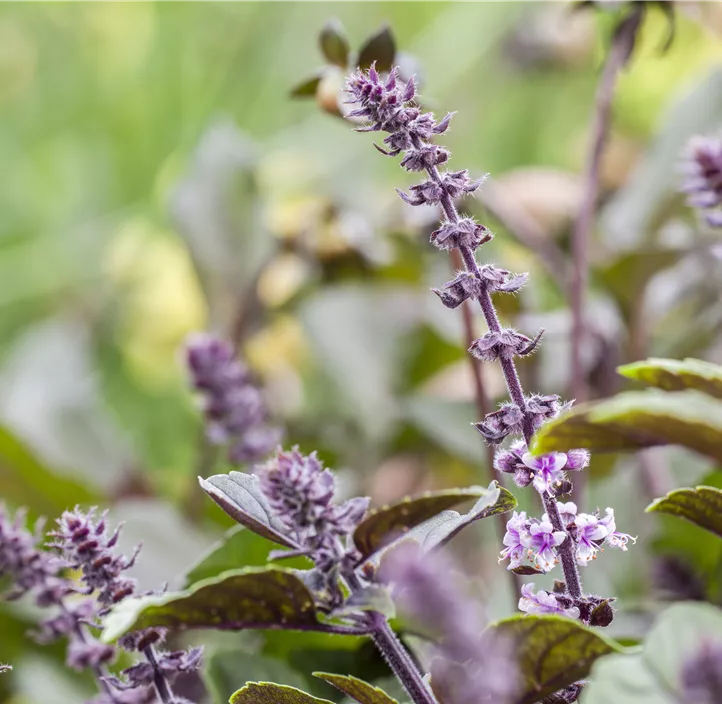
<box><xmin>2</xmin><ymin>1</ymin><xmax>722</xmax><ymax>702</ymax></box>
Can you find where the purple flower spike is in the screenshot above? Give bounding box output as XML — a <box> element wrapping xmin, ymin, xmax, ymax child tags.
<box><xmin>185</xmin><ymin>333</ymin><xmax>280</xmax><ymax>465</ymax></box>
<box><xmin>518</xmin><ymin>583</ymin><xmax>580</xmax><ymax>619</ymax></box>
<box><xmin>522</xmin><ymin>452</ymin><xmax>568</xmax><ymax>495</ymax></box>
<box><xmin>522</xmin><ymin>518</ymin><xmax>566</xmax><ymax>573</ymax></box>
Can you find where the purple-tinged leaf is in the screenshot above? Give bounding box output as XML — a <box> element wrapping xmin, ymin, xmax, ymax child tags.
<box><xmin>488</xmin><ymin>615</ymin><xmax>623</xmax><ymax>704</ymax></box>
<box><xmin>102</xmin><ymin>567</ymin><xmax>319</xmax><ymax>641</ymax></box>
<box><xmin>647</xmin><ymin>485</ymin><xmax>722</xmax><ymax>538</ymax></box>
<box><xmin>199</xmin><ymin>472</ymin><xmax>299</xmax><ymax>549</ymax></box>
<box><xmin>313</xmin><ymin>673</ymin><xmax>399</xmax><ymax>704</ymax></box>
<box><xmin>353</xmin><ymin>486</ymin><xmax>500</xmax><ymax>562</ymax></box>
<box><xmin>532</xmin><ymin>390</ymin><xmax>722</xmax><ymax>464</ymax></box>
<box><xmin>372</xmin><ymin>482</ymin><xmax>516</xmax><ymax>560</ymax></box>
<box><xmin>231</xmin><ymin>683</ymin><xmax>333</xmax><ymax>704</ymax></box>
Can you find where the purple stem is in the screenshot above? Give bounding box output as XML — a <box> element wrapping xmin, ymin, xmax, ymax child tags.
<box><xmin>144</xmin><ymin>646</ymin><xmax>174</xmax><ymax>704</ymax></box>
<box><xmin>345</xmin><ymin>571</ymin><xmax>437</xmax><ymax>704</ymax></box>
<box><xmin>413</xmin><ymin>134</ymin><xmax>584</xmax><ymax>600</ymax></box>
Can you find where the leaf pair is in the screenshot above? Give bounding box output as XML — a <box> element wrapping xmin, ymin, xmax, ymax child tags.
<box><xmin>102</xmin><ymin>479</ymin><xmax>515</xmax><ymax>642</ymax></box>
<box><xmin>291</xmin><ymin>21</ymin><xmax>397</xmax><ymax>115</ymax></box>
<box><xmin>200</xmin><ymin>471</ymin><xmax>515</xmax><ymax>567</ymax></box>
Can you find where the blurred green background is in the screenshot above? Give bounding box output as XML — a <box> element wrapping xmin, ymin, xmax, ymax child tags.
<box><xmin>2</xmin><ymin>2</ymin><xmax>722</xmax><ymax>702</ymax></box>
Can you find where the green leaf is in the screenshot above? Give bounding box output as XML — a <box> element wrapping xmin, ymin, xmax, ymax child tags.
<box><xmin>183</xmin><ymin>526</ymin><xmax>307</xmax><ymax>588</ymax></box>
<box><xmin>583</xmin><ymin>602</ymin><xmax>722</xmax><ymax>704</ymax></box>
<box><xmin>314</xmin><ymin>673</ymin><xmax>399</xmax><ymax>704</ymax></box>
<box><xmin>618</xmin><ymin>357</ymin><xmax>722</xmax><ymax>399</ymax></box>
<box><xmin>230</xmin><ymin>682</ymin><xmax>333</xmax><ymax>704</ymax></box>
<box><xmin>0</xmin><ymin>426</ymin><xmax>98</xmax><ymax>519</ymax></box>
<box><xmin>376</xmin><ymin>482</ymin><xmax>516</xmax><ymax>558</ymax></box>
<box><xmin>531</xmin><ymin>390</ymin><xmax>722</xmax><ymax>464</ymax></box>
<box><xmin>353</xmin><ymin>487</ymin><xmax>492</xmax><ymax>561</ymax></box>
<box><xmin>357</xmin><ymin>25</ymin><xmax>396</xmax><ymax>73</ymax></box>
<box><xmin>102</xmin><ymin>567</ymin><xmax>319</xmax><ymax>642</ymax></box>
<box><xmin>199</xmin><ymin>472</ymin><xmax>298</xmax><ymax>549</ymax></box>
<box><xmin>319</xmin><ymin>19</ymin><xmax>349</xmax><ymax>68</ymax></box>
<box><xmin>290</xmin><ymin>73</ymin><xmax>323</xmax><ymax>99</ymax></box>
<box><xmin>488</xmin><ymin>615</ymin><xmax>624</xmax><ymax>704</ymax></box>
<box><xmin>647</xmin><ymin>485</ymin><xmax>722</xmax><ymax>539</ymax></box>
<box><xmin>204</xmin><ymin>651</ymin><xmax>307</xmax><ymax>704</ymax></box>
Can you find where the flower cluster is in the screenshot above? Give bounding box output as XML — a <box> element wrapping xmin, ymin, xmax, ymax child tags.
<box><xmin>347</xmin><ymin>60</ymin><xmax>636</xmax><ymax>647</ymax></box>
<box><xmin>384</xmin><ymin>544</ymin><xmax>518</xmax><ymax>704</ymax></box>
<box><xmin>256</xmin><ymin>448</ymin><xmax>370</xmax><ymax>608</ymax></box>
<box><xmin>0</xmin><ymin>504</ymin><xmax>200</xmax><ymax>703</ymax></box>
<box><xmin>681</xmin><ymin>134</ymin><xmax>722</xmax><ymax>228</ymax></box>
<box><xmin>494</xmin><ymin>444</ymin><xmax>590</xmax><ymax>494</ymax></box>
<box><xmin>185</xmin><ymin>333</ymin><xmax>280</xmax><ymax>464</ymax></box>
<box><xmin>681</xmin><ymin>639</ymin><xmax>722</xmax><ymax>704</ymax></box>
<box><xmin>501</xmin><ymin>503</ymin><xmax>634</xmax><ymax>577</ymax></box>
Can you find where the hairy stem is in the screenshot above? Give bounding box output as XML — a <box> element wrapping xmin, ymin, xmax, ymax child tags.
<box><xmin>346</xmin><ymin>571</ymin><xmax>437</xmax><ymax>704</ymax></box>
<box><xmin>449</xmin><ymin>249</ymin><xmax>519</xmax><ymax>599</ymax></box>
<box><xmin>569</xmin><ymin>6</ymin><xmax>644</xmax><ymax>403</ymax></box>
<box><xmin>414</xmin><ymin>134</ymin><xmax>585</xmax><ymax>601</ymax></box>
<box><xmin>144</xmin><ymin>646</ymin><xmax>174</xmax><ymax>704</ymax></box>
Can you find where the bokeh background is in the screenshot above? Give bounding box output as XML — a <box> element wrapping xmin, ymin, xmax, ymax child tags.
<box><xmin>2</xmin><ymin>2</ymin><xmax>722</xmax><ymax>702</ymax></box>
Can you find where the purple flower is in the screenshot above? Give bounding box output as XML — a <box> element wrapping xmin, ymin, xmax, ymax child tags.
<box><xmin>681</xmin><ymin>639</ymin><xmax>722</xmax><ymax>704</ymax></box>
<box><xmin>185</xmin><ymin>333</ymin><xmax>280</xmax><ymax>464</ymax></box>
<box><xmin>522</xmin><ymin>452</ymin><xmax>568</xmax><ymax>495</ymax></box>
<box><xmin>555</xmin><ymin>501</ymin><xmax>578</xmax><ymax>527</ymax></box>
<box><xmin>499</xmin><ymin>511</ymin><xmax>529</xmax><ymax>570</ymax></box>
<box><xmin>573</xmin><ymin>513</ymin><xmax>607</xmax><ymax>566</ymax></box>
<box><xmin>518</xmin><ymin>583</ymin><xmax>580</xmax><ymax>619</ymax></box>
<box><xmin>598</xmin><ymin>507</ymin><xmax>636</xmax><ymax>551</ymax></box>
<box><xmin>565</xmin><ymin>448</ymin><xmax>590</xmax><ymax>471</ymax></box>
<box><xmin>521</xmin><ymin>518</ymin><xmax>566</xmax><ymax>573</ymax></box>
<box><xmin>681</xmin><ymin>135</ymin><xmax>722</xmax><ymax>228</ymax></box>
